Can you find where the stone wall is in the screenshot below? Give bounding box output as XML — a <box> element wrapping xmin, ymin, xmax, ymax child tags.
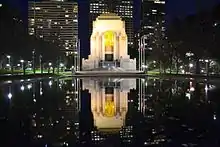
<box><xmin>120</xmin><ymin>58</ymin><xmax>136</xmax><ymax>71</ymax></box>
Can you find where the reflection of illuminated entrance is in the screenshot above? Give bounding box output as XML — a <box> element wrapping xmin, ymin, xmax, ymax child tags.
<box><xmin>82</xmin><ymin>13</ymin><xmax>136</xmax><ymax>71</ymax></box>
<box><xmin>82</xmin><ymin>78</ymin><xmax>136</xmax><ymax>133</ymax></box>
<box><xmin>104</xmin><ymin>88</ymin><xmax>115</xmax><ymax>117</ymax></box>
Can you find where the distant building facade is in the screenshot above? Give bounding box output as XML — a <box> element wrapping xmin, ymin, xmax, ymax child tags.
<box><xmin>28</xmin><ymin>0</ymin><xmax>78</xmax><ymax>57</ymax></box>
<box><xmin>141</xmin><ymin>0</ymin><xmax>165</xmax><ymax>50</ymax></box>
<box><xmin>138</xmin><ymin>0</ymin><xmax>166</xmax><ymax>70</ymax></box>
<box><xmin>89</xmin><ymin>0</ymin><xmax>134</xmax><ymax>47</ymax></box>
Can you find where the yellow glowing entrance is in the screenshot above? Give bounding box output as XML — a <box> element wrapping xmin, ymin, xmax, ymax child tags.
<box><xmin>104</xmin><ymin>31</ymin><xmax>114</xmax><ymax>53</ymax></box>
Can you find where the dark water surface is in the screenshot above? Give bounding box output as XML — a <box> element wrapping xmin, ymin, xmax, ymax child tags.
<box><xmin>1</xmin><ymin>77</ymin><xmax>220</xmax><ymax>147</ymax></box>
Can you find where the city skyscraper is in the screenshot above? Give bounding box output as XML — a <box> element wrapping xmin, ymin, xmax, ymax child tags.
<box><xmin>140</xmin><ymin>0</ymin><xmax>166</xmax><ymax>51</ymax></box>
<box><xmin>89</xmin><ymin>0</ymin><xmax>134</xmax><ymax>47</ymax></box>
<box><xmin>28</xmin><ymin>0</ymin><xmax>78</xmax><ymax>59</ymax></box>
<box><xmin>138</xmin><ymin>0</ymin><xmax>166</xmax><ymax>70</ymax></box>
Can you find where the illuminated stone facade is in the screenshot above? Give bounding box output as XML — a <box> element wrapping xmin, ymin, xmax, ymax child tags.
<box><xmin>82</xmin><ymin>78</ymin><xmax>136</xmax><ymax>132</ymax></box>
<box><xmin>82</xmin><ymin>13</ymin><xmax>136</xmax><ymax>71</ymax></box>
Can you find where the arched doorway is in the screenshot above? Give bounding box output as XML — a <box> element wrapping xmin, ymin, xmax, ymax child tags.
<box><xmin>104</xmin><ymin>31</ymin><xmax>114</xmax><ymax>61</ymax></box>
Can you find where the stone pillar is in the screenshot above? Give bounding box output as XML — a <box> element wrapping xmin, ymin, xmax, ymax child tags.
<box><xmin>99</xmin><ymin>33</ymin><xmax>102</xmax><ymax>60</ymax></box>
<box><xmin>116</xmin><ymin>33</ymin><xmax>120</xmax><ymax>60</ymax></box>
<box><xmin>102</xmin><ymin>88</ymin><xmax>105</xmax><ymax>115</ymax></box>
<box><xmin>116</xmin><ymin>89</ymin><xmax>120</xmax><ymax>116</ymax></box>
<box><xmin>114</xmin><ymin>89</ymin><xmax>117</xmax><ymax>115</ymax></box>
<box><xmin>114</xmin><ymin>32</ymin><xmax>117</xmax><ymax>60</ymax></box>
<box><xmin>101</xmin><ymin>33</ymin><xmax>105</xmax><ymax>61</ymax></box>
<box><xmin>94</xmin><ymin>32</ymin><xmax>98</xmax><ymax>59</ymax></box>
<box><xmin>97</xmin><ymin>86</ymin><xmax>100</xmax><ymax>115</ymax></box>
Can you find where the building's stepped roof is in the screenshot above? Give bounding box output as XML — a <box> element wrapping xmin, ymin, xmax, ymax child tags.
<box><xmin>97</xmin><ymin>13</ymin><xmax>121</xmax><ymax>20</ymax></box>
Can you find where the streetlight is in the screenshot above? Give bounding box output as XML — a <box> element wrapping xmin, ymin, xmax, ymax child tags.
<box><xmin>6</xmin><ymin>55</ymin><xmax>11</xmax><ymax>70</ymax></box>
<box><xmin>32</xmin><ymin>49</ymin><xmax>36</xmax><ymax>74</ymax></box>
<box><xmin>48</xmin><ymin>62</ymin><xmax>52</xmax><ymax>73</ymax></box>
<box><xmin>189</xmin><ymin>63</ymin><xmax>194</xmax><ymax>68</ymax></box>
<box><xmin>20</xmin><ymin>59</ymin><xmax>25</xmax><ymax>75</ymax></box>
<box><xmin>205</xmin><ymin>59</ymin><xmax>209</xmax><ymax>76</ymax></box>
<box><xmin>189</xmin><ymin>63</ymin><xmax>194</xmax><ymax>74</ymax></box>
<box><xmin>138</xmin><ymin>34</ymin><xmax>149</xmax><ymax>72</ymax></box>
<box><xmin>39</xmin><ymin>55</ymin><xmax>42</xmax><ymax>74</ymax></box>
<box><xmin>60</xmin><ymin>63</ymin><xmax>64</xmax><ymax>67</ymax></box>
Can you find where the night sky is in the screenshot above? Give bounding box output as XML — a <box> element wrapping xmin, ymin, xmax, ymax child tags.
<box><xmin>1</xmin><ymin>0</ymin><xmax>220</xmax><ymax>20</ymax></box>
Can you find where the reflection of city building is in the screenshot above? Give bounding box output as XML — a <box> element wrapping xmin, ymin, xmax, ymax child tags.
<box><xmin>28</xmin><ymin>0</ymin><xmax>78</xmax><ymax>56</ymax></box>
<box><xmin>27</xmin><ymin>79</ymin><xmax>80</xmax><ymax>146</ymax></box>
<box><xmin>82</xmin><ymin>13</ymin><xmax>136</xmax><ymax>71</ymax></box>
<box><xmin>82</xmin><ymin>78</ymin><xmax>136</xmax><ymax>133</ymax></box>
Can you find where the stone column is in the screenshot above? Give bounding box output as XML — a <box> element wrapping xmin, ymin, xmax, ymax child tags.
<box><xmin>101</xmin><ymin>33</ymin><xmax>105</xmax><ymax>61</ymax></box>
<box><xmin>116</xmin><ymin>33</ymin><xmax>120</xmax><ymax>60</ymax></box>
<box><xmin>114</xmin><ymin>32</ymin><xmax>117</xmax><ymax>61</ymax></box>
<box><xmin>114</xmin><ymin>89</ymin><xmax>117</xmax><ymax>115</ymax></box>
<box><xmin>94</xmin><ymin>32</ymin><xmax>98</xmax><ymax>59</ymax></box>
<box><xmin>116</xmin><ymin>89</ymin><xmax>120</xmax><ymax>116</ymax></box>
<box><xmin>102</xmin><ymin>88</ymin><xmax>105</xmax><ymax>115</ymax></box>
<box><xmin>98</xmin><ymin>33</ymin><xmax>102</xmax><ymax>60</ymax></box>
<box><xmin>97</xmin><ymin>85</ymin><xmax>101</xmax><ymax>115</ymax></box>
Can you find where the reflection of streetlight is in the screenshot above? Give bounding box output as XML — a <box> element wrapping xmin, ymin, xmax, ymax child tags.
<box><xmin>190</xmin><ymin>87</ymin><xmax>195</xmax><ymax>92</ymax></box>
<box><xmin>49</xmin><ymin>81</ymin><xmax>52</xmax><ymax>86</ymax></box>
<box><xmin>21</xmin><ymin>85</ymin><xmax>25</xmax><ymax>91</ymax></box>
<box><xmin>8</xmin><ymin>93</ymin><xmax>12</xmax><ymax>99</ymax></box>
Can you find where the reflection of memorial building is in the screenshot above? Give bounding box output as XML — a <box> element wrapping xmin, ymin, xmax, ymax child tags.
<box><xmin>82</xmin><ymin>78</ymin><xmax>136</xmax><ymax>133</ymax></box>
<box><xmin>82</xmin><ymin>13</ymin><xmax>136</xmax><ymax>71</ymax></box>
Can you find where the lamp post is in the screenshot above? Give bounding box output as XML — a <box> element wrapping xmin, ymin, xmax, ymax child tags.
<box><xmin>138</xmin><ymin>35</ymin><xmax>147</xmax><ymax>72</ymax></box>
<box><xmin>39</xmin><ymin>55</ymin><xmax>42</xmax><ymax>74</ymax></box>
<box><xmin>32</xmin><ymin>49</ymin><xmax>36</xmax><ymax>74</ymax></box>
<box><xmin>20</xmin><ymin>59</ymin><xmax>25</xmax><ymax>75</ymax></box>
<box><xmin>77</xmin><ymin>39</ymin><xmax>80</xmax><ymax>71</ymax></box>
<box><xmin>48</xmin><ymin>62</ymin><xmax>52</xmax><ymax>73</ymax></box>
<box><xmin>205</xmin><ymin>59</ymin><xmax>209</xmax><ymax>76</ymax></box>
<box><xmin>6</xmin><ymin>55</ymin><xmax>11</xmax><ymax>70</ymax></box>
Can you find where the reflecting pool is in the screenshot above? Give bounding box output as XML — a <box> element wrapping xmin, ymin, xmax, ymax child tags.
<box><xmin>1</xmin><ymin>77</ymin><xmax>220</xmax><ymax>146</ymax></box>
